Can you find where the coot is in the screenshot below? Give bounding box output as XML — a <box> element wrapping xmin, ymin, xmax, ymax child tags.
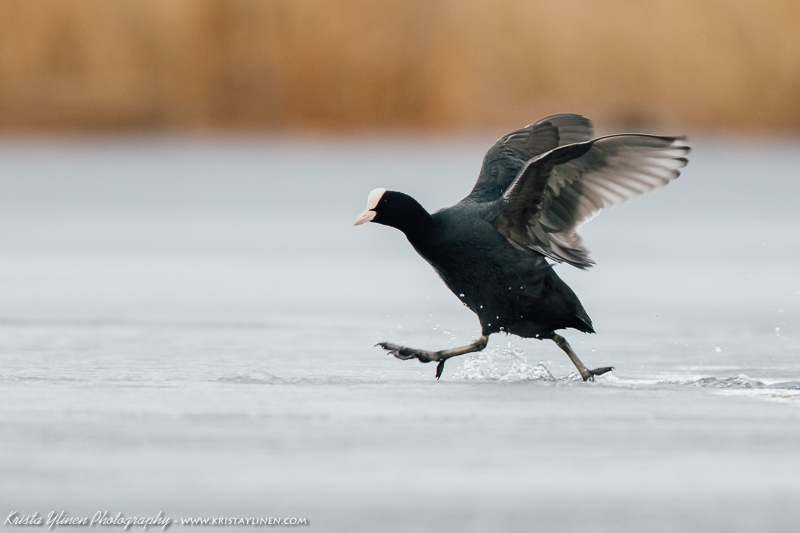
<box><xmin>354</xmin><ymin>114</ymin><xmax>689</xmax><ymax>380</ymax></box>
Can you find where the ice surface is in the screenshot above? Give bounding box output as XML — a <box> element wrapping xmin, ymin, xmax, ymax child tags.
<box><xmin>0</xmin><ymin>136</ymin><xmax>799</xmax><ymax>532</ymax></box>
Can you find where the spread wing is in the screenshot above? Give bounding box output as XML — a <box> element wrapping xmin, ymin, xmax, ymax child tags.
<box><xmin>491</xmin><ymin>134</ymin><xmax>690</xmax><ymax>268</ymax></box>
<box><xmin>468</xmin><ymin>114</ymin><xmax>595</xmax><ymax>202</ymax></box>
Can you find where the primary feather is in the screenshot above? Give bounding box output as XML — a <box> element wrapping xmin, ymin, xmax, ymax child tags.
<box><xmin>488</xmin><ymin>131</ymin><xmax>690</xmax><ymax>268</ymax></box>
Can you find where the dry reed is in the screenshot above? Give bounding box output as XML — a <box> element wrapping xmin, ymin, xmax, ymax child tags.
<box><xmin>1</xmin><ymin>0</ymin><xmax>799</xmax><ymax>132</ymax></box>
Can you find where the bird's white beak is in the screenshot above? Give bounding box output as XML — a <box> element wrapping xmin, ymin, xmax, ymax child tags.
<box><xmin>354</xmin><ymin>188</ymin><xmax>386</xmax><ymax>226</ymax></box>
<box><xmin>353</xmin><ymin>209</ymin><xmax>376</xmax><ymax>226</ymax></box>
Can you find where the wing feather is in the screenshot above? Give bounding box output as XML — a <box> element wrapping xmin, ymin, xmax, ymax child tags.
<box><xmin>468</xmin><ymin>114</ymin><xmax>595</xmax><ymax>202</ymax></box>
<box><xmin>491</xmin><ymin>134</ymin><xmax>690</xmax><ymax>268</ymax></box>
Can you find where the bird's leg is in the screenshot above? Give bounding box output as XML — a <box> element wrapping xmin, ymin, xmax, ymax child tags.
<box><xmin>545</xmin><ymin>333</ymin><xmax>613</xmax><ymax>382</ymax></box>
<box><xmin>377</xmin><ymin>335</ymin><xmax>490</xmax><ymax>379</ymax></box>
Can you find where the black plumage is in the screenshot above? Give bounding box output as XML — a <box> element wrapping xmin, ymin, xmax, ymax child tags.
<box><xmin>354</xmin><ymin>114</ymin><xmax>689</xmax><ymax>380</ymax></box>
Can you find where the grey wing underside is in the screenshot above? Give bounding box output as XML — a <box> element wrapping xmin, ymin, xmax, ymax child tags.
<box><xmin>468</xmin><ymin>114</ymin><xmax>595</xmax><ymax>202</ymax></box>
<box><xmin>491</xmin><ymin>134</ymin><xmax>690</xmax><ymax>269</ymax></box>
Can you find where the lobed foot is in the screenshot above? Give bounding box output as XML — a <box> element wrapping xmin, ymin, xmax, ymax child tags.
<box><xmin>376</xmin><ymin>342</ymin><xmax>447</xmax><ymax>380</ymax></box>
<box><xmin>582</xmin><ymin>366</ymin><xmax>614</xmax><ymax>382</ymax></box>
<box><xmin>376</xmin><ymin>342</ymin><xmax>440</xmax><ymax>363</ymax></box>
<box><xmin>377</xmin><ymin>335</ymin><xmax>489</xmax><ymax>380</ymax></box>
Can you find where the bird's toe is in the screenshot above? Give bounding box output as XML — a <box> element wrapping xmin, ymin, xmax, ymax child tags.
<box><xmin>435</xmin><ymin>361</ymin><xmax>446</xmax><ymax>380</ymax></box>
<box><xmin>376</xmin><ymin>342</ymin><xmax>400</xmax><ymax>351</ymax></box>
<box><xmin>377</xmin><ymin>343</ymin><xmax>412</xmax><ymax>360</ymax></box>
<box><xmin>582</xmin><ymin>366</ymin><xmax>614</xmax><ymax>381</ymax></box>
<box><xmin>376</xmin><ymin>342</ymin><xmax>437</xmax><ymax>362</ymax></box>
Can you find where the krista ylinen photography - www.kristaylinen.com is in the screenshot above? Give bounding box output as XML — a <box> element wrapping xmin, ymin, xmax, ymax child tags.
<box><xmin>4</xmin><ymin>511</ymin><xmax>307</xmax><ymax>529</ymax></box>
<box><xmin>5</xmin><ymin>511</ymin><xmax>172</xmax><ymax>530</ymax></box>
<box><xmin>1</xmin><ymin>2</ymin><xmax>800</xmax><ymax>532</ymax></box>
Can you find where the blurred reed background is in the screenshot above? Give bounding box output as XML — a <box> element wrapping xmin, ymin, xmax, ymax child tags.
<box><xmin>0</xmin><ymin>0</ymin><xmax>799</xmax><ymax>133</ymax></box>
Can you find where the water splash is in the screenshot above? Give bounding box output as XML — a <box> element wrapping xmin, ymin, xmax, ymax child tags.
<box><xmin>658</xmin><ymin>374</ymin><xmax>800</xmax><ymax>390</ymax></box>
<box><xmin>457</xmin><ymin>342</ymin><xmax>555</xmax><ymax>382</ymax></box>
<box><xmin>685</xmin><ymin>374</ymin><xmax>767</xmax><ymax>389</ymax></box>
<box><xmin>218</xmin><ymin>370</ymin><xmax>297</xmax><ymax>384</ymax></box>
<box><xmin>653</xmin><ymin>375</ymin><xmax>800</xmax><ymax>405</ymax></box>
<box><xmin>218</xmin><ymin>370</ymin><xmax>355</xmax><ymax>385</ymax></box>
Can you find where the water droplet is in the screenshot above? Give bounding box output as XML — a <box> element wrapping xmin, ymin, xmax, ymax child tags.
<box><xmin>775</xmin><ymin>327</ymin><xmax>781</xmax><ymax>336</ymax></box>
<box><xmin>459</xmin><ymin>293</ymin><xmax>465</xmax><ymax>298</ymax></box>
<box><xmin>715</xmin><ymin>346</ymin><xmax>722</xmax><ymax>353</ymax></box>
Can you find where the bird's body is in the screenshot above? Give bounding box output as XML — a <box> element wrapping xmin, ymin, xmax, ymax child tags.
<box><xmin>354</xmin><ymin>114</ymin><xmax>689</xmax><ymax>380</ymax></box>
<box><xmin>408</xmin><ymin>199</ymin><xmax>594</xmax><ymax>338</ymax></box>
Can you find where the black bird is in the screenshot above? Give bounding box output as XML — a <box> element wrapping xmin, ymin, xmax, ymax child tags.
<box><xmin>354</xmin><ymin>114</ymin><xmax>689</xmax><ymax>380</ymax></box>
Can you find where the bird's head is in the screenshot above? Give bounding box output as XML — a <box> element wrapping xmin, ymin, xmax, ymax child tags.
<box><xmin>353</xmin><ymin>187</ymin><xmax>388</xmax><ymax>226</ymax></box>
<box><xmin>353</xmin><ymin>188</ymin><xmax>432</xmax><ymax>236</ymax></box>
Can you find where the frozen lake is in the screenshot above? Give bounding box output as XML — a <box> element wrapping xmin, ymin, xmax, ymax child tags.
<box><xmin>1</xmin><ymin>134</ymin><xmax>799</xmax><ymax>532</ymax></box>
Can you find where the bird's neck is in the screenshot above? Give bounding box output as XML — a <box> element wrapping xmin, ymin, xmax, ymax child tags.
<box><xmin>394</xmin><ymin>204</ymin><xmax>436</xmax><ymax>245</ymax></box>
